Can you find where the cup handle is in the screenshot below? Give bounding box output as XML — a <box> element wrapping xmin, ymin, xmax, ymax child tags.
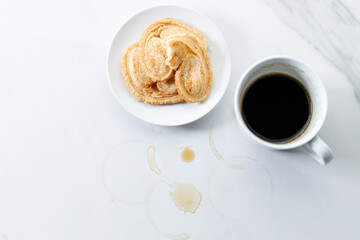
<box><xmin>301</xmin><ymin>135</ymin><xmax>334</xmax><ymax>165</ymax></box>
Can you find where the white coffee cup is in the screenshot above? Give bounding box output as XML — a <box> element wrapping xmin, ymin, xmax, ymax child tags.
<box><xmin>234</xmin><ymin>56</ymin><xmax>334</xmax><ymax>165</ymax></box>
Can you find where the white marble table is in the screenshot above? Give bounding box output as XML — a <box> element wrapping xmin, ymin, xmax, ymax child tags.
<box><xmin>1</xmin><ymin>0</ymin><xmax>360</xmax><ymax>239</ymax></box>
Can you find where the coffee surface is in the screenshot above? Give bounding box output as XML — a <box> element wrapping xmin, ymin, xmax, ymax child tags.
<box><xmin>242</xmin><ymin>73</ymin><xmax>311</xmax><ymax>142</ymax></box>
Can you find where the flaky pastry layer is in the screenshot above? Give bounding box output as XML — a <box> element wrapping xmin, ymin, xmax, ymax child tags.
<box><xmin>121</xmin><ymin>43</ymin><xmax>183</xmax><ymax>104</ymax></box>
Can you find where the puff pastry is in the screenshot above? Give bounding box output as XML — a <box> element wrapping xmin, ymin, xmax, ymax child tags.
<box><xmin>156</xmin><ymin>77</ymin><xmax>178</xmax><ymax>95</ymax></box>
<box><xmin>139</xmin><ymin>18</ymin><xmax>208</xmax><ymax>81</ymax></box>
<box><xmin>139</xmin><ymin>36</ymin><xmax>173</xmax><ymax>82</ymax></box>
<box><xmin>120</xmin><ymin>18</ymin><xmax>212</xmax><ymax>105</ymax></box>
<box><xmin>121</xmin><ymin>43</ymin><xmax>183</xmax><ymax>104</ymax></box>
<box><xmin>164</xmin><ymin>34</ymin><xmax>212</xmax><ymax>103</ymax></box>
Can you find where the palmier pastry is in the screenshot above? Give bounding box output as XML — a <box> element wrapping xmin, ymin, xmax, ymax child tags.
<box><xmin>139</xmin><ymin>18</ymin><xmax>208</xmax><ymax>81</ymax></box>
<box><xmin>156</xmin><ymin>77</ymin><xmax>178</xmax><ymax>95</ymax></box>
<box><xmin>155</xmin><ymin>18</ymin><xmax>207</xmax><ymax>50</ymax></box>
<box><xmin>120</xmin><ymin>18</ymin><xmax>212</xmax><ymax>105</ymax></box>
<box><xmin>121</xmin><ymin>43</ymin><xmax>183</xmax><ymax>104</ymax></box>
<box><xmin>139</xmin><ymin>36</ymin><xmax>173</xmax><ymax>82</ymax></box>
<box><xmin>164</xmin><ymin>34</ymin><xmax>212</xmax><ymax>103</ymax></box>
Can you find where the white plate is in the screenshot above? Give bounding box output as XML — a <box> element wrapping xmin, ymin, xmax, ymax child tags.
<box><xmin>107</xmin><ymin>5</ymin><xmax>231</xmax><ymax>126</ymax></box>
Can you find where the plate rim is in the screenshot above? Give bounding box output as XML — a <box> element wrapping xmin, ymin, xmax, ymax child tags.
<box><xmin>106</xmin><ymin>4</ymin><xmax>231</xmax><ymax>126</ymax></box>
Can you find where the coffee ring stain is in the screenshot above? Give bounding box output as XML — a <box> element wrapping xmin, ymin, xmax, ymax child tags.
<box><xmin>209</xmin><ymin>121</ymin><xmax>225</xmax><ymax>161</ymax></box>
<box><xmin>101</xmin><ymin>139</ymin><xmax>150</xmax><ymax>205</ymax></box>
<box><xmin>207</xmin><ymin>156</ymin><xmax>273</xmax><ymax>221</ymax></box>
<box><xmin>148</xmin><ymin>145</ymin><xmax>161</xmax><ymax>175</ymax></box>
<box><xmin>0</xmin><ymin>232</ymin><xmax>8</xmax><ymax>240</ymax></box>
<box><xmin>227</xmin><ymin>163</ymin><xmax>245</xmax><ymax>170</ymax></box>
<box><xmin>102</xmin><ymin>136</ymin><xmax>201</xmax><ymax>239</ymax></box>
<box><xmin>144</xmin><ymin>178</ymin><xmax>190</xmax><ymax>240</ymax></box>
<box><xmin>208</xmin><ymin>119</ymin><xmax>273</xmax><ymax>193</ymax></box>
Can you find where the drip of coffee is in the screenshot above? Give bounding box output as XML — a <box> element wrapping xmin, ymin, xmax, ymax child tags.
<box><xmin>241</xmin><ymin>73</ymin><xmax>312</xmax><ymax>143</ymax></box>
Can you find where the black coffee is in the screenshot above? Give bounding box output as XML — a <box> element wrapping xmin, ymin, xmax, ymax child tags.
<box><xmin>242</xmin><ymin>73</ymin><xmax>312</xmax><ymax>143</ymax></box>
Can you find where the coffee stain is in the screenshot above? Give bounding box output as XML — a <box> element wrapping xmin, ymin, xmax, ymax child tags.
<box><xmin>209</xmin><ymin>122</ymin><xmax>225</xmax><ymax>161</ymax></box>
<box><xmin>150</xmin><ymin>144</ymin><xmax>196</xmax><ymax>163</ymax></box>
<box><xmin>208</xmin><ymin>120</ymin><xmax>274</xmax><ymax>194</ymax></box>
<box><xmin>248</xmin><ymin>63</ymin><xmax>305</xmax><ymax>83</ymax></box>
<box><xmin>227</xmin><ymin>163</ymin><xmax>245</xmax><ymax>170</ymax></box>
<box><xmin>0</xmin><ymin>233</ymin><xmax>8</xmax><ymax>240</ymax></box>
<box><xmin>240</xmin><ymin>155</ymin><xmax>274</xmax><ymax>195</ymax></box>
<box><xmin>120</xmin><ymin>140</ymin><xmax>197</xmax><ymax>238</ymax></box>
<box><xmin>147</xmin><ymin>146</ymin><xmax>161</xmax><ymax>175</ymax></box>
<box><xmin>207</xmin><ymin>156</ymin><xmax>274</xmax><ymax>221</ymax></box>
<box><xmin>227</xmin><ymin>155</ymin><xmax>273</xmax><ymax>194</ymax></box>
<box><xmin>101</xmin><ymin>140</ymin><xmax>147</xmax><ymax>205</ymax></box>
<box><xmin>181</xmin><ymin>147</ymin><xmax>195</xmax><ymax>163</ymax></box>
<box><xmin>102</xmin><ymin>136</ymin><xmax>201</xmax><ymax>239</ymax></box>
<box><xmin>278</xmin><ymin>63</ymin><xmax>305</xmax><ymax>73</ymax></box>
<box><xmin>170</xmin><ymin>183</ymin><xmax>202</xmax><ymax>213</ymax></box>
<box><xmin>147</xmin><ymin>150</ymin><xmax>202</xmax><ymax>214</ymax></box>
<box><xmin>144</xmin><ymin>178</ymin><xmax>190</xmax><ymax>240</ymax></box>
<box><xmin>206</xmin><ymin>164</ymin><xmax>242</xmax><ymax>222</ymax></box>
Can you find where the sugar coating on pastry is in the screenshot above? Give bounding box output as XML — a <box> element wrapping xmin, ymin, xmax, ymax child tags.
<box><xmin>139</xmin><ymin>36</ymin><xmax>174</xmax><ymax>82</ymax></box>
<box><xmin>140</xmin><ymin>18</ymin><xmax>207</xmax><ymax>51</ymax></box>
<box><xmin>121</xmin><ymin>18</ymin><xmax>212</xmax><ymax>105</ymax></box>
<box><xmin>164</xmin><ymin>34</ymin><xmax>212</xmax><ymax>103</ymax></box>
<box><xmin>139</xmin><ymin>18</ymin><xmax>208</xmax><ymax>82</ymax></box>
<box><xmin>156</xmin><ymin>18</ymin><xmax>208</xmax><ymax>50</ymax></box>
<box><xmin>165</xmin><ymin>37</ymin><xmax>188</xmax><ymax>70</ymax></box>
<box><xmin>121</xmin><ymin>43</ymin><xmax>183</xmax><ymax>104</ymax></box>
<box><xmin>156</xmin><ymin>76</ymin><xmax>178</xmax><ymax>95</ymax></box>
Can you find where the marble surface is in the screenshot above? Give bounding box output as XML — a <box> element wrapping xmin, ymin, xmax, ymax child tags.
<box><xmin>1</xmin><ymin>0</ymin><xmax>360</xmax><ymax>239</ymax></box>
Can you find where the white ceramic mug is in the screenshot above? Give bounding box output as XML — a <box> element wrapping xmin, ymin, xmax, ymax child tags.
<box><xmin>234</xmin><ymin>56</ymin><xmax>334</xmax><ymax>165</ymax></box>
